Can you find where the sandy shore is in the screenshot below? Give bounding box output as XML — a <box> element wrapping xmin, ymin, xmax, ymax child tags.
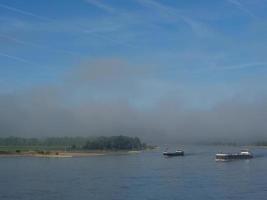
<box><xmin>0</xmin><ymin>150</ymin><xmax>142</xmax><ymax>158</ymax></box>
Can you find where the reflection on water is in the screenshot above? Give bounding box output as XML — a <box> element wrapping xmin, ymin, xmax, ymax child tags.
<box><xmin>0</xmin><ymin>145</ymin><xmax>266</xmax><ymax>200</ymax></box>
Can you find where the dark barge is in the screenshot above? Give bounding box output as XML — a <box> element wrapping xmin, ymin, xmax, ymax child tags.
<box><xmin>163</xmin><ymin>150</ymin><xmax>184</xmax><ymax>157</ymax></box>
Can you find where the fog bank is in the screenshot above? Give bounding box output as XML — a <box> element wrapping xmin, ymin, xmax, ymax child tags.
<box><xmin>1</xmin><ymin>59</ymin><xmax>267</xmax><ymax>144</ymax></box>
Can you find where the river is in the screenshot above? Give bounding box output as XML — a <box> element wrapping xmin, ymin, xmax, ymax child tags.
<box><xmin>0</xmin><ymin>145</ymin><xmax>266</xmax><ymax>200</ymax></box>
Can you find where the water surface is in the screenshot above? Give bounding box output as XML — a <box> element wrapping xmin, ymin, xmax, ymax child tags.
<box><xmin>1</xmin><ymin>145</ymin><xmax>266</xmax><ymax>200</ymax></box>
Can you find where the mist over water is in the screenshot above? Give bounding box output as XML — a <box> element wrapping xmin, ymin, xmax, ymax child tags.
<box><xmin>1</xmin><ymin>59</ymin><xmax>267</xmax><ymax>144</ymax></box>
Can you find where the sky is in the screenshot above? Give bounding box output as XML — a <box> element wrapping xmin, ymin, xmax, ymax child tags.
<box><xmin>0</xmin><ymin>0</ymin><xmax>267</xmax><ymax>143</ymax></box>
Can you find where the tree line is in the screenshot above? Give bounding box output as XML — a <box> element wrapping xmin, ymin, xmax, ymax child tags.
<box><xmin>0</xmin><ymin>136</ymin><xmax>147</xmax><ymax>150</ymax></box>
<box><xmin>83</xmin><ymin>136</ymin><xmax>145</xmax><ymax>150</ymax></box>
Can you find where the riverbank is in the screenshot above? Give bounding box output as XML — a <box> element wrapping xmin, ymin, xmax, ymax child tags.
<box><xmin>0</xmin><ymin>150</ymin><xmax>143</xmax><ymax>158</ymax></box>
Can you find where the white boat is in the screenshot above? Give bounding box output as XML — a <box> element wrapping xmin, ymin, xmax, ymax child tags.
<box><xmin>215</xmin><ymin>150</ymin><xmax>253</xmax><ymax>161</ymax></box>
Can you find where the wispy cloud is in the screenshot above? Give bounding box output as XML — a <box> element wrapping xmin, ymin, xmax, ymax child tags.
<box><xmin>136</xmin><ymin>0</ymin><xmax>213</xmax><ymax>38</ymax></box>
<box><xmin>0</xmin><ymin>51</ymin><xmax>33</xmax><ymax>64</ymax></box>
<box><xmin>227</xmin><ymin>0</ymin><xmax>257</xmax><ymax>19</ymax></box>
<box><xmin>216</xmin><ymin>62</ymin><xmax>267</xmax><ymax>70</ymax></box>
<box><xmin>0</xmin><ymin>3</ymin><xmax>52</xmax><ymax>21</ymax></box>
<box><xmin>84</xmin><ymin>0</ymin><xmax>115</xmax><ymax>14</ymax></box>
<box><xmin>0</xmin><ymin>2</ymin><xmax>137</xmax><ymax>53</ymax></box>
<box><xmin>82</xmin><ymin>1</ymin><xmax>143</xmax><ymax>48</ymax></box>
<box><xmin>0</xmin><ymin>33</ymin><xmax>84</xmax><ymax>57</ymax></box>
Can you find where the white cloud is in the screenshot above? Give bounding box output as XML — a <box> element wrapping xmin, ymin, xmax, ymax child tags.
<box><xmin>136</xmin><ymin>0</ymin><xmax>214</xmax><ymax>38</ymax></box>
<box><xmin>84</xmin><ymin>0</ymin><xmax>115</xmax><ymax>13</ymax></box>
<box><xmin>227</xmin><ymin>0</ymin><xmax>257</xmax><ymax>19</ymax></box>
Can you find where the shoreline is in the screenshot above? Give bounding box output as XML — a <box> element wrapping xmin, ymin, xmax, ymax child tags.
<box><xmin>0</xmin><ymin>150</ymin><xmax>143</xmax><ymax>158</ymax></box>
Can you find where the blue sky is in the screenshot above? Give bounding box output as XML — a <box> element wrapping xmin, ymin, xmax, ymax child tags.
<box><xmin>1</xmin><ymin>1</ymin><xmax>267</xmax><ymax>140</ymax></box>
<box><xmin>1</xmin><ymin>0</ymin><xmax>267</xmax><ymax>108</ymax></box>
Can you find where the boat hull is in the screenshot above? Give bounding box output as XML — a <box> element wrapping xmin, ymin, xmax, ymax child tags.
<box><xmin>163</xmin><ymin>151</ymin><xmax>184</xmax><ymax>157</ymax></box>
<box><xmin>215</xmin><ymin>154</ymin><xmax>253</xmax><ymax>161</ymax></box>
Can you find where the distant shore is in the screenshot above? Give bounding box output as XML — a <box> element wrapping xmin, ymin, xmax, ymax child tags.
<box><xmin>0</xmin><ymin>136</ymin><xmax>155</xmax><ymax>158</ymax></box>
<box><xmin>0</xmin><ymin>150</ymin><xmax>143</xmax><ymax>158</ymax></box>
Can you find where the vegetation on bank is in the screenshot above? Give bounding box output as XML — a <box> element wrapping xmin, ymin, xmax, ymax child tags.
<box><xmin>0</xmin><ymin>136</ymin><xmax>150</xmax><ymax>153</ymax></box>
<box><xmin>253</xmin><ymin>141</ymin><xmax>267</xmax><ymax>146</ymax></box>
<box><xmin>83</xmin><ymin>136</ymin><xmax>145</xmax><ymax>150</ymax></box>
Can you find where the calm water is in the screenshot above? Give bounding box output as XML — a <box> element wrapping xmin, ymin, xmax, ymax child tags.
<box><xmin>1</xmin><ymin>145</ymin><xmax>267</xmax><ymax>200</ymax></box>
